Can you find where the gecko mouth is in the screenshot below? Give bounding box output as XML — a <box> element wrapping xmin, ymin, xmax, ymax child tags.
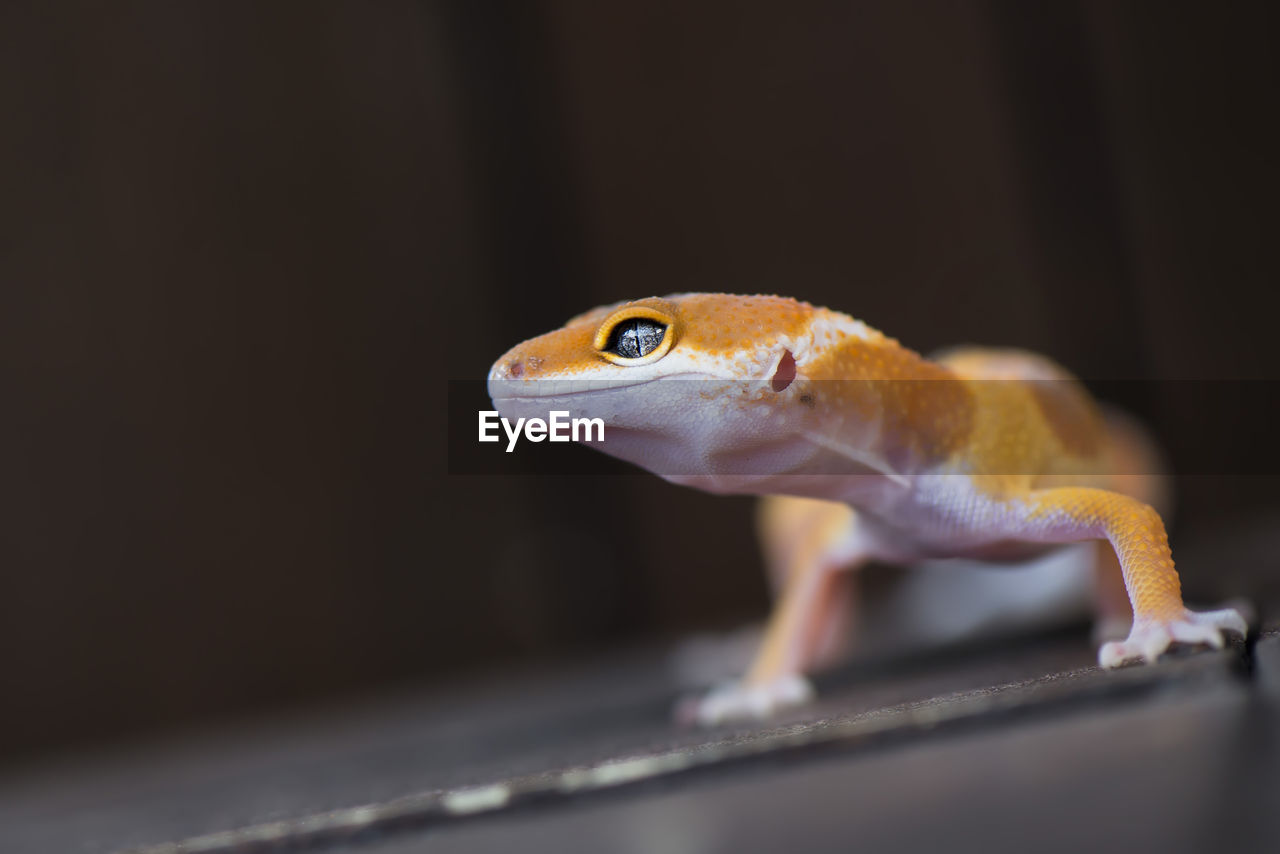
<box><xmin>487</xmin><ymin>372</ymin><xmax>710</xmax><ymax>403</ymax></box>
<box><xmin>489</xmin><ymin>380</ymin><xmax>656</xmax><ymax>404</ymax></box>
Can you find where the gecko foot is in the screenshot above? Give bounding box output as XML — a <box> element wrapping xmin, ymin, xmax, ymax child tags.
<box><xmin>1097</xmin><ymin>607</ymin><xmax>1248</xmax><ymax>668</ymax></box>
<box><xmin>675</xmin><ymin>674</ymin><xmax>814</xmax><ymax>727</ymax></box>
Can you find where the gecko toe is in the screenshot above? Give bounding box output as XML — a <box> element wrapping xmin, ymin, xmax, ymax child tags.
<box><xmin>681</xmin><ymin>675</ymin><xmax>815</xmax><ymax>727</ymax></box>
<box><xmin>1140</xmin><ymin>626</ymin><xmax>1174</xmax><ymax>663</ymax></box>
<box><xmin>1098</xmin><ymin>641</ymin><xmax>1130</xmax><ymax>669</ymax></box>
<box><xmin>1187</xmin><ymin>606</ymin><xmax>1248</xmax><ymax>637</ymax></box>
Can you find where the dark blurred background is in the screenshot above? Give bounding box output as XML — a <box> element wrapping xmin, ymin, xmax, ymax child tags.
<box><xmin>1</xmin><ymin>1</ymin><xmax>1276</xmax><ymax>769</ymax></box>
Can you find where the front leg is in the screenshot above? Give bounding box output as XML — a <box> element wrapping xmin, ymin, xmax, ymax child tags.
<box><xmin>680</xmin><ymin>498</ymin><xmax>866</xmax><ymax>726</ymax></box>
<box><xmin>1024</xmin><ymin>488</ymin><xmax>1247</xmax><ymax>667</ymax></box>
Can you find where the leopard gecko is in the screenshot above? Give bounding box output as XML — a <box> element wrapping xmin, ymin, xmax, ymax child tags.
<box><xmin>487</xmin><ymin>294</ymin><xmax>1247</xmax><ymax>725</ymax></box>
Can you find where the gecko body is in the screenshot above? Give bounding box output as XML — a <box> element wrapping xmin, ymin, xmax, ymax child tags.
<box><xmin>488</xmin><ymin>294</ymin><xmax>1246</xmax><ymax>724</ymax></box>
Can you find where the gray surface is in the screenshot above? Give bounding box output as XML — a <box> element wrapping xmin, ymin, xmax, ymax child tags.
<box><xmin>420</xmin><ymin>634</ymin><xmax>1279</xmax><ymax>854</ymax></box>
<box><xmin>418</xmin><ymin>688</ymin><xmax>1277</xmax><ymax>854</ymax></box>
<box><xmin>1</xmin><ymin>624</ymin><xmax>1275</xmax><ymax>854</ymax></box>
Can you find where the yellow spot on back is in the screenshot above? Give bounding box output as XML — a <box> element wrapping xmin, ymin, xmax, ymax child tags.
<box><xmin>803</xmin><ymin>332</ymin><xmax>975</xmax><ymax>468</ymax></box>
<box><xmin>935</xmin><ymin>348</ymin><xmax>1108</xmax><ymax>494</ymax></box>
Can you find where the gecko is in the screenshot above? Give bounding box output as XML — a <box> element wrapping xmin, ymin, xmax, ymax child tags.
<box><xmin>487</xmin><ymin>294</ymin><xmax>1247</xmax><ymax>725</ymax></box>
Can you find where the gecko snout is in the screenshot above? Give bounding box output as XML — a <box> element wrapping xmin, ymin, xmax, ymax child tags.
<box><xmin>489</xmin><ymin>348</ymin><xmax>548</xmax><ymax>385</ymax></box>
<box><xmin>487</xmin><ymin>348</ymin><xmax>526</xmax><ymax>382</ymax></box>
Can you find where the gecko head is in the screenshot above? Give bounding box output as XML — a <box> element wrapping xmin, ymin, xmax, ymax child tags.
<box><xmin>487</xmin><ymin>294</ymin><xmax>830</xmax><ymax>477</ymax></box>
<box><xmin>488</xmin><ymin>294</ymin><xmax>816</xmax><ymax>396</ymax></box>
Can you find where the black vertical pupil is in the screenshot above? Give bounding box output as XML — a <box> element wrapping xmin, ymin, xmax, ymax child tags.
<box><xmin>606</xmin><ymin>318</ymin><xmax>666</xmax><ymax>358</ymax></box>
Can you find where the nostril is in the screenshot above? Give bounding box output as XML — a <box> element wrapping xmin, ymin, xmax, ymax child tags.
<box><xmin>508</xmin><ymin>360</ymin><xmax>524</xmax><ymax>378</ymax></box>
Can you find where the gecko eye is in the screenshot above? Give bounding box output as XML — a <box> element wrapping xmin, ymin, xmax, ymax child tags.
<box><xmin>603</xmin><ymin>318</ymin><xmax>667</xmax><ymax>359</ymax></box>
<box><xmin>592</xmin><ymin>301</ymin><xmax>678</xmax><ymax>366</ymax></box>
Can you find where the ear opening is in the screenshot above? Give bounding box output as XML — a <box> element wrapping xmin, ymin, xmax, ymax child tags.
<box><xmin>770</xmin><ymin>349</ymin><xmax>796</xmax><ymax>392</ymax></box>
